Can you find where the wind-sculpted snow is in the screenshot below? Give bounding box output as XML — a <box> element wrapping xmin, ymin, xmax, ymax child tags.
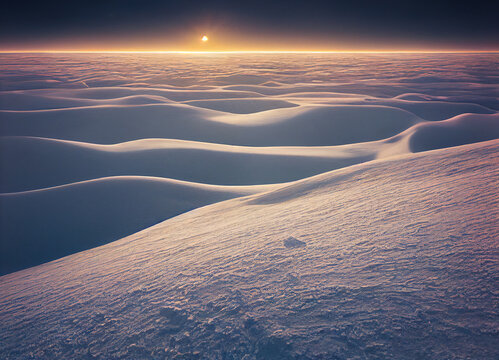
<box><xmin>0</xmin><ymin>103</ymin><xmax>421</xmax><ymax>145</ymax></box>
<box><xmin>0</xmin><ymin>177</ymin><xmax>277</xmax><ymax>274</ymax></box>
<box><xmin>0</xmin><ymin>53</ymin><xmax>498</xmax><ymax>357</ymax></box>
<box><xmin>0</xmin><ymin>53</ymin><xmax>498</xmax><ymax>274</ymax></box>
<box><xmin>0</xmin><ymin>141</ymin><xmax>497</xmax><ymax>359</ymax></box>
<box><xmin>2</xmin><ymin>111</ymin><xmax>497</xmax><ymax>193</ymax></box>
<box><xmin>0</xmin><ymin>136</ymin><xmax>376</xmax><ymax>192</ymax></box>
<box><xmin>408</xmin><ymin>113</ymin><xmax>499</xmax><ymax>152</ymax></box>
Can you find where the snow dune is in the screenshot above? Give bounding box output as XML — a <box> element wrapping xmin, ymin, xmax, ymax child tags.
<box><xmin>0</xmin><ymin>176</ymin><xmax>276</xmax><ymax>274</ymax></box>
<box><xmin>2</xmin><ymin>110</ymin><xmax>498</xmax><ymax>193</ymax></box>
<box><xmin>377</xmin><ymin>112</ymin><xmax>499</xmax><ymax>157</ymax></box>
<box><xmin>0</xmin><ymin>103</ymin><xmax>420</xmax><ymax>145</ymax></box>
<box><xmin>0</xmin><ymin>136</ymin><xmax>376</xmax><ymax>192</ymax></box>
<box><xmin>408</xmin><ymin>113</ymin><xmax>499</xmax><ymax>152</ymax></box>
<box><xmin>0</xmin><ymin>87</ymin><xmax>264</xmax><ymax>109</ymax></box>
<box><xmin>183</xmin><ymin>98</ymin><xmax>298</xmax><ymax>114</ymax></box>
<box><xmin>0</xmin><ymin>140</ymin><xmax>497</xmax><ymax>359</ymax></box>
<box><xmin>340</xmin><ymin>99</ymin><xmax>493</xmax><ymax>121</ymax></box>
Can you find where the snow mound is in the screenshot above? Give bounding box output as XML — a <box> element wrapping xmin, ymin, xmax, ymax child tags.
<box><xmin>0</xmin><ymin>176</ymin><xmax>276</xmax><ymax>274</ymax></box>
<box><xmin>0</xmin><ymin>104</ymin><xmax>420</xmax><ymax>146</ymax></box>
<box><xmin>283</xmin><ymin>236</ymin><xmax>306</xmax><ymax>248</ymax></box>
<box><xmin>0</xmin><ymin>136</ymin><xmax>375</xmax><ymax>192</ymax></box>
<box><xmin>42</xmin><ymin>86</ymin><xmax>264</xmax><ymax>102</ymax></box>
<box><xmin>0</xmin><ymin>140</ymin><xmax>497</xmax><ymax>359</ymax></box>
<box><xmin>408</xmin><ymin>113</ymin><xmax>499</xmax><ymax>152</ymax></box>
<box><xmin>2</xmin><ymin>111</ymin><xmax>497</xmax><ymax>192</ymax></box>
<box><xmin>354</xmin><ymin>99</ymin><xmax>494</xmax><ymax>121</ymax></box>
<box><xmin>394</xmin><ymin>93</ymin><xmax>435</xmax><ymax>101</ymax></box>
<box><xmin>184</xmin><ymin>98</ymin><xmax>298</xmax><ymax>114</ymax></box>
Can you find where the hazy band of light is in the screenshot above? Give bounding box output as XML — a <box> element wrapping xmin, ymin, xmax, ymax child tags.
<box><xmin>1</xmin><ymin>50</ymin><xmax>498</xmax><ymax>54</ymax></box>
<box><xmin>2</xmin><ymin>28</ymin><xmax>498</xmax><ymax>53</ymax></box>
<box><xmin>1</xmin><ymin>28</ymin><xmax>498</xmax><ymax>54</ymax></box>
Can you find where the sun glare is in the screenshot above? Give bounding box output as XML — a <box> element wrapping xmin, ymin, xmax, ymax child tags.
<box><xmin>201</xmin><ymin>35</ymin><xmax>208</xmax><ymax>42</ymax></box>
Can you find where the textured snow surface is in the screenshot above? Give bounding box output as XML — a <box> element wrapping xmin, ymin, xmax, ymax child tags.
<box><xmin>0</xmin><ymin>141</ymin><xmax>498</xmax><ymax>359</ymax></box>
<box><xmin>0</xmin><ymin>53</ymin><xmax>498</xmax><ymax>358</ymax></box>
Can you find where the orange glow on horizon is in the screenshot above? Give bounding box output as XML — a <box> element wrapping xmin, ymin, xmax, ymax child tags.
<box><xmin>1</xmin><ymin>31</ymin><xmax>498</xmax><ymax>54</ymax></box>
<box><xmin>0</xmin><ymin>49</ymin><xmax>498</xmax><ymax>54</ymax></box>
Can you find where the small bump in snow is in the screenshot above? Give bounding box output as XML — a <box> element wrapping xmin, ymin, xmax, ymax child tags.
<box><xmin>283</xmin><ymin>236</ymin><xmax>306</xmax><ymax>248</ymax></box>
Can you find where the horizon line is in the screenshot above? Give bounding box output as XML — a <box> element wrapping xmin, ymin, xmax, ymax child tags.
<box><xmin>1</xmin><ymin>50</ymin><xmax>499</xmax><ymax>54</ymax></box>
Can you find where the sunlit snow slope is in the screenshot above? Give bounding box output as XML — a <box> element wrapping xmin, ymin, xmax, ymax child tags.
<box><xmin>0</xmin><ymin>140</ymin><xmax>497</xmax><ymax>359</ymax></box>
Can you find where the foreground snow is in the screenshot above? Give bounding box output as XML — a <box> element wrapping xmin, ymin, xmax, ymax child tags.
<box><xmin>1</xmin><ymin>140</ymin><xmax>497</xmax><ymax>359</ymax></box>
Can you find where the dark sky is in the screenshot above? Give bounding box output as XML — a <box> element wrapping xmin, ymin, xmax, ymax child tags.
<box><xmin>2</xmin><ymin>0</ymin><xmax>498</xmax><ymax>50</ymax></box>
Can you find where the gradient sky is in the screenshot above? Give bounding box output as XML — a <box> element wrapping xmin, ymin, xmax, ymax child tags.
<box><xmin>2</xmin><ymin>0</ymin><xmax>499</xmax><ymax>51</ymax></box>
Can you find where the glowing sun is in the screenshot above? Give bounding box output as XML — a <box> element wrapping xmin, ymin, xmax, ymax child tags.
<box><xmin>201</xmin><ymin>35</ymin><xmax>208</xmax><ymax>42</ymax></box>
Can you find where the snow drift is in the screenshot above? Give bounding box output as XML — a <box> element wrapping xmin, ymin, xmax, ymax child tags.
<box><xmin>0</xmin><ymin>103</ymin><xmax>421</xmax><ymax>145</ymax></box>
<box><xmin>0</xmin><ymin>177</ymin><xmax>275</xmax><ymax>274</ymax></box>
<box><xmin>0</xmin><ymin>136</ymin><xmax>376</xmax><ymax>192</ymax></box>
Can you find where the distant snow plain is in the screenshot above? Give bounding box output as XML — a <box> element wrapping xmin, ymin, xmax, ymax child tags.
<box><xmin>0</xmin><ymin>53</ymin><xmax>498</xmax><ymax>359</ymax></box>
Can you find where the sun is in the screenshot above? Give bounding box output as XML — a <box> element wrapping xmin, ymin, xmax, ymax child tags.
<box><xmin>201</xmin><ymin>35</ymin><xmax>208</xmax><ymax>42</ymax></box>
